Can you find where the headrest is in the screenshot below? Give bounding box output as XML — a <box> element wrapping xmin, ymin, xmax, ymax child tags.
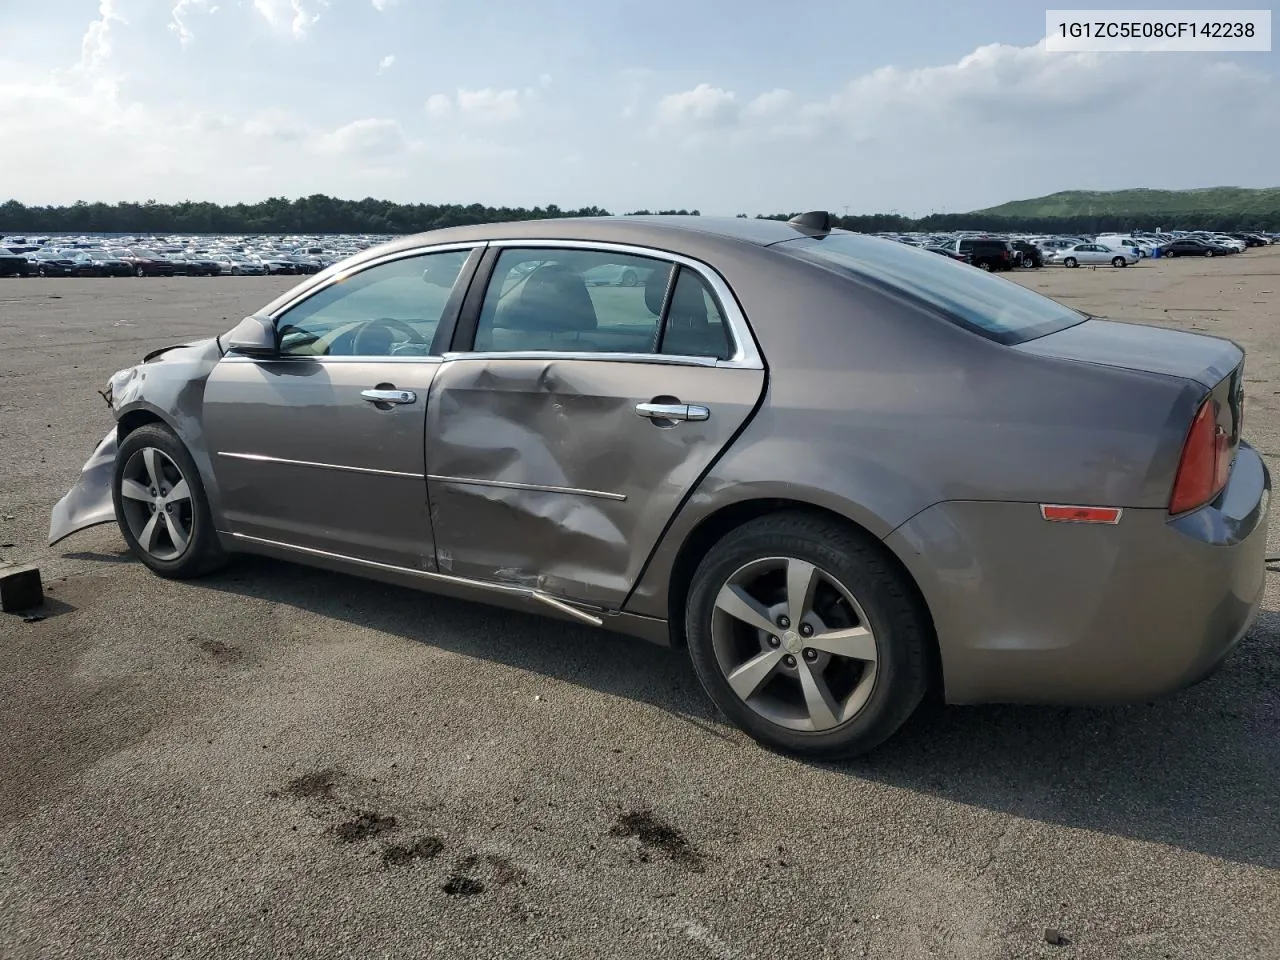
<box><xmin>644</xmin><ymin>267</ymin><xmax>669</xmax><ymax>315</ymax></box>
<box><xmin>495</xmin><ymin>263</ymin><xmax>598</xmax><ymax>332</ymax></box>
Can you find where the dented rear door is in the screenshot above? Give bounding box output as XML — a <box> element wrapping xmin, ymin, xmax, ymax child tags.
<box><xmin>425</xmin><ymin>356</ymin><xmax>763</xmax><ymax>607</ymax></box>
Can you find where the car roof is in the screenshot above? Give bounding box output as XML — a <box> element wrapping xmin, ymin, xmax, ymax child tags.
<box><xmin>366</xmin><ymin>215</ymin><xmax>834</xmax><ymax>260</ymax></box>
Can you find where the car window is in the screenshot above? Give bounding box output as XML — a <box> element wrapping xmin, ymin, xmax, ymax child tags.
<box><xmin>275</xmin><ymin>249</ymin><xmax>470</xmax><ymax>358</ymax></box>
<box><xmin>473</xmin><ymin>248</ymin><xmax>675</xmax><ymax>355</ymax></box>
<box><xmin>659</xmin><ymin>267</ymin><xmax>733</xmax><ymax>360</ymax></box>
<box><xmin>781</xmin><ymin>233</ymin><xmax>1086</xmax><ymax>345</ymax></box>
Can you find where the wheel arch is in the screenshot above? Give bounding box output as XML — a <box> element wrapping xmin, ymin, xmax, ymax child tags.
<box><xmin>116</xmin><ymin>406</ymin><xmax>167</xmax><ymax>441</ymax></box>
<box><xmin>662</xmin><ymin>497</ymin><xmax>943</xmax><ymax>694</ymax></box>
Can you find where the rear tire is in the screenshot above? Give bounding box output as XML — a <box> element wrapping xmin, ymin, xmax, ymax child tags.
<box><xmin>1112</xmin><ymin>257</ymin><xmax>1126</xmax><ymax>268</ymax></box>
<box><xmin>112</xmin><ymin>423</ymin><xmax>228</xmax><ymax>579</ymax></box>
<box><xmin>1063</xmin><ymin>257</ymin><xmax>1078</xmax><ymax>268</ymax></box>
<box><xmin>685</xmin><ymin>511</ymin><xmax>930</xmax><ymax>759</ymax></box>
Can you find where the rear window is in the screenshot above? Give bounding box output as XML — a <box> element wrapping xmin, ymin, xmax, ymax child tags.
<box><xmin>781</xmin><ymin>234</ymin><xmax>1086</xmax><ymax>345</ymax></box>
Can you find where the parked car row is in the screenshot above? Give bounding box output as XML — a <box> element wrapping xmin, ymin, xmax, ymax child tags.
<box><xmin>0</xmin><ymin>232</ymin><xmax>393</xmax><ymax>278</ymax></box>
<box><xmin>887</xmin><ymin>227</ymin><xmax>1276</xmax><ymax>272</ymax></box>
<box><xmin>3</xmin><ymin>226</ymin><xmax>1275</xmax><ymax>280</ymax></box>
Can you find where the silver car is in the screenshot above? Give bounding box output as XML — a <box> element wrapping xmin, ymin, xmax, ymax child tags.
<box><xmin>49</xmin><ymin>213</ymin><xmax>1271</xmax><ymax>758</ymax></box>
<box><xmin>1050</xmin><ymin>243</ymin><xmax>1140</xmax><ymax>268</ymax></box>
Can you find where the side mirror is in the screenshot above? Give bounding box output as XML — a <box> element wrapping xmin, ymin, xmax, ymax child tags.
<box><xmin>224</xmin><ymin>314</ymin><xmax>278</xmax><ymax>358</ymax></box>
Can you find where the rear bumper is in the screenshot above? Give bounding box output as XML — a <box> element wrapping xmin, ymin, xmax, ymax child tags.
<box><xmin>886</xmin><ymin>442</ymin><xmax>1271</xmax><ymax>704</ymax></box>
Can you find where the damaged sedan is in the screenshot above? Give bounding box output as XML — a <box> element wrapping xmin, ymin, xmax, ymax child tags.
<box><xmin>50</xmin><ymin>213</ymin><xmax>1271</xmax><ymax>757</ymax></box>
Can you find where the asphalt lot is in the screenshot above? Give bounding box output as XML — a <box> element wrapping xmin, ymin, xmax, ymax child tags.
<box><xmin>1</xmin><ymin>252</ymin><xmax>1278</xmax><ymax>960</ymax></box>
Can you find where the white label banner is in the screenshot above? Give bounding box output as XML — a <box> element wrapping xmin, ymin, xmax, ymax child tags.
<box><xmin>1045</xmin><ymin>9</ymin><xmax>1271</xmax><ymax>51</ymax></box>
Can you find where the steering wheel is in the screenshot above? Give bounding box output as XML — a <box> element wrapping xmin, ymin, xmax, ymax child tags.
<box><xmin>351</xmin><ymin>317</ymin><xmax>427</xmax><ymax>355</ymax></box>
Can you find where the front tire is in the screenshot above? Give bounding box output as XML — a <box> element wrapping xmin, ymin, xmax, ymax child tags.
<box><xmin>1203</xmin><ymin>250</ymin><xmax>1214</xmax><ymax>257</ymax></box>
<box><xmin>112</xmin><ymin>423</ymin><xmax>227</xmax><ymax>579</ymax></box>
<box><xmin>685</xmin><ymin>512</ymin><xmax>930</xmax><ymax>759</ymax></box>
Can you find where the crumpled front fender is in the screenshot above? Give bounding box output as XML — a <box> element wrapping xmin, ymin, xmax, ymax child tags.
<box><xmin>48</xmin><ymin>429</ymin><xmax>118</xmax><ymax>545</ymax></box>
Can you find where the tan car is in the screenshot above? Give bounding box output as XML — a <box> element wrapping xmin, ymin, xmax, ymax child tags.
<box><xmin>50</xmin><ymin>213</ymin><xmax>1271</xmax><ymax>757</ymax></box>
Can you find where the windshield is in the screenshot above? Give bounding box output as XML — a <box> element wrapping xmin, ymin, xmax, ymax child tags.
<box><xmin>780</xmin><ymin>233</ymin><xmax>1086</xmax><ymax>345</ymax></box>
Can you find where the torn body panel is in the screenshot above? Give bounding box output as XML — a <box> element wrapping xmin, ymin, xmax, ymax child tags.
<box><xmin>48</xmin><ymin>429</ymin><xmax>118</xmax><ymax>545</ymax></box>
<box><xmin>425</xmin><ymin>356</ymin><xmax>765</xmax><ymax>607</ymax></box>
<box><xmin>48</xmin><ymin>337</ymin><xmax>226</xmax><ymax>546</ymax></box>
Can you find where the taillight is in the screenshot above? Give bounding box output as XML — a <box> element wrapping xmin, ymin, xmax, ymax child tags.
<box><xmin>1169</xmin><ymin>399</ymin><xmax>1230</xmax><ymax>514</ymax></box>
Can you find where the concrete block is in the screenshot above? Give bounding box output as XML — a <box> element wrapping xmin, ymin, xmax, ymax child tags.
<box><xmin>0</xmin><ymin>563</ymin><xmax>43</xmax><ymax>613</ymax></box>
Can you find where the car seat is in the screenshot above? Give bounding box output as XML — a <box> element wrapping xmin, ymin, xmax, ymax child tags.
<box><xmin>485</xmin><ymin>263</ymin><xmax>599</xmax><ymax>351</ymax></box>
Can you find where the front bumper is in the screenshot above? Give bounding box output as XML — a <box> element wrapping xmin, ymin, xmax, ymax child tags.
<box><xmin>48</xmin><ymin>429</ymin><xmax>118</xmax><ymax>545</ymax></box>
<box><xmin>886</xmin><ymin>442</ymin><xmax>1271</xmax><ymax>705</ymax></box>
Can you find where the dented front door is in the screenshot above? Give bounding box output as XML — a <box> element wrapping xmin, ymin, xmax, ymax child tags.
<box><xmin>425</xmin><ymin>357</ymin><xmax>764</xmax><ymax>608</ymax></box>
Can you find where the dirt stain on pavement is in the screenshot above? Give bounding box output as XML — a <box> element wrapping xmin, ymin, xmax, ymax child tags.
<box><xmin>283</xmin><ymin>768</ymin><xmax>343</xmax><ymax>800</ymax></box>
<box><xmin>333</xmin><ymin>809</ymin><xmax>398</xmax><ymax>842</ymax></box>
<box><xmin>610</xmin><ymin>810</ymin><xmax>705</xmax><ymax>871</ymax></box>
<box><xmin>381</xmin><ymin>835</ymin><xmax>445</xmax><ymax>867</ymax></box>
<box><xmin>196</xmin><ymin>637</ymin><xmax>243</xmax><ymax>663</ymax></box>
<box><xmin>441</xmin><ymin>872</ymin><xmax>485</xmax><ymax>897</ymax></box>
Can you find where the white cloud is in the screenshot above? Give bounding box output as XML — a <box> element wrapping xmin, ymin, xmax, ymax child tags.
<box><xmin>457</xmin><ymin>87</ymin><xmax>524</xmax><ymax>123</ymax></box>
<box><xmin>314</xmin><ymin>117</ymin><xmax>406</xmax><ymax>156</ymax></box>
<box><xmin>169</xmin><ymin>0</ymin><xmax>218</xmax><ymax>47</ymax></box>
<box><xmin>743</xmin><ymin>88</ymin><xmax>794</xmax><ymax>118</ymax></box>
<box><xmin>655</xmin><ymin>83</ymin><xmax>738</xmax><ymax>128</ymax></box>
<box><xmin>252</xmin><ymin>0</ymin><xmax>326</xmax><ymax>40</ymax></box>
<box><xmin>644</xmin><ymin>42</ymin><xmax>1275</xmax><ymax>213</ymax></box>
<box><xmin>424</xmin><ymin>93</ymin><xmax>452</xmax><ymax>118</ymax></box>
<box><xmin>79</xmin><ymin>0</ymin><xmax>126</xmax><ymax>72</ymax></box>
<box><xmin>377</xmin><ymin>54</ymin><xmax>395</xmax><ymax>74</ymax></box>
<box><xmin>242</xmin><ymin>109</ymin><xmax>310</xmax><ymax>141</ymax></box>
<box><xmin>426</xmin><ymin>87</ymin><xmax>528</xmax><ymax>124</ymax></box>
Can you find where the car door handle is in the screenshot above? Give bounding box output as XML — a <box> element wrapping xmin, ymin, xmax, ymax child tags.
<box><xmin>635</xmin><ymin>402</ymin><xmax>710</xmax><ymax>422</ymax></box>
<box><xmin>361</xmin><ymin>388</ymin><xmax>417</xmax><ymax>405</ymax></box>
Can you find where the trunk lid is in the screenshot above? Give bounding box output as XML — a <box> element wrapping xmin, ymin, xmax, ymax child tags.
<box><xmin>1014</xmin><ymin>317</ymin><xmax>1242</xmax><ymax>390</ymax></box>
<box><xmin>1019</xmin><ymin>317</ymin><xmax>1246</xmax><ymax>510</ymax></box>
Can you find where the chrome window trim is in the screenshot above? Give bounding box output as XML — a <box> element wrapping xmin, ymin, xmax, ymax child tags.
<box><xmin>451</xmin><ymin>238</ymin><xmax>764</xmax><ymax>370</ymax></box>
<box><xmin>218</xmin><ymin>451</ymin><xmax>424</xmax><ymax>479</ymax></box>
<box><xmin>440</xmin><ymin>350</ymin><xmax>717</xmax><ymax>368</ymax></box>
<box><xmin>427</xmin><ymin>474</ymin><xmax>627</xmax><ymax>502</ymax></box>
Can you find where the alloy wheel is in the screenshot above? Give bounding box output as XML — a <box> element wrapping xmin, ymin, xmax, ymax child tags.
<box><xmin>710</xmin><ymin>556</ymin><xmax>879</xmax><ymax>732</ymax></box>
<box><xmin>118</xmin><ymin>447</ymin><xmax>195</xmax><ymax>562</ymax></box>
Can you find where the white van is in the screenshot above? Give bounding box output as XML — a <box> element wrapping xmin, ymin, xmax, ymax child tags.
<box><xmin>1096</xmin><ymin>235</ymin><xmax>1148</xmax><ymax>257</ymax></box>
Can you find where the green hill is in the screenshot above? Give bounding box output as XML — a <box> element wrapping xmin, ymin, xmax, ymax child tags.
<box><xmin>973</xmin><ymin>187</ymin><xmax>1280</xmax><ymax>220</ymax></box>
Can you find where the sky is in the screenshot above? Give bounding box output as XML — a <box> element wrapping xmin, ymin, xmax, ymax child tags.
<box><xmin>0</xmin><ymin>0</ymin><xmax>1275</xmax><ymax>216</ymax></box>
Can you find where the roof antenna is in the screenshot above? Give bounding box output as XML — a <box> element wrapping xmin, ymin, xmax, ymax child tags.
<box><xmin>787</xmin><ymin>211</ymin><xmax>832</xmax><ymax>233</ymax></box>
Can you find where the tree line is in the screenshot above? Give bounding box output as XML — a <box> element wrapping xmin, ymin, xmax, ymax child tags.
<box><xmin>0</xmin><ymin>195</ymin><xmax>1274</xmax><ymax>236</ymax></box>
